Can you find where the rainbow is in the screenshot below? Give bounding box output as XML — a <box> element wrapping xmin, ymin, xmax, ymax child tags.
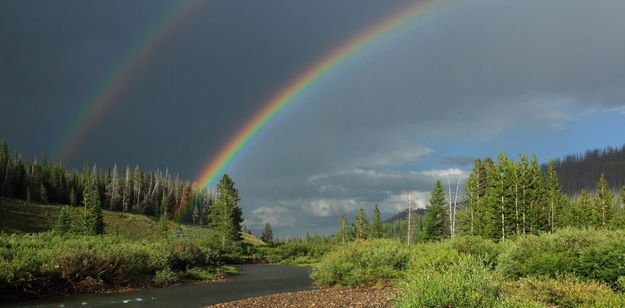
<box><xmin>54</xmin><ymin>0</ymin><xmax>205</xmax><ymax>162</ymax></box>
<box><xmin>193</xmin><ymin>0</ymin><xmax>463</xmax><ymax>190</ymax></box>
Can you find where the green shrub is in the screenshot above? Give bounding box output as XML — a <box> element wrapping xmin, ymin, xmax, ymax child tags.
<box><xmin>497</xmin><ymin>228</ymin><xmax>625</xmax><ymax>288</ymax></box>
<box><xmin>398</xmin><ymin>256</ymin><xmax>508</xmax><ymax>307</ymax></box>
<box><xmin>504</xmin><ymin>275</ymin><xmax>625</xmax><ymax>307</ymax></box>
<box><xmin>448</xmin><ymin>235</ymin><xmax>502</xmax><ymax>268</ymax></box>
<box><xmin>152</xmin><ymin>268</ymin><xmax>178</xmax><ymax>287</ymax></box>
<box><xmin>266</xmin><ymin>242</ymin><xmax>331</xmax><ymax>264</ymax></box>
<box><xmin>311</xmin><ymin>239</ymin><xmax>410</xmax><ymax>286</ymax></box>
<box><xmin>0</xmin><ymin>232</ymin><xmax>223</xmax><ymax>298</ymax></box>
<box><xmin>407</xmin><ymin>242</ymin><xmax>462</xmax><ymax>274</ymax></box>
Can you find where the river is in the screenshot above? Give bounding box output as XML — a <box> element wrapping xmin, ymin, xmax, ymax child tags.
<box><xmin>13</xmin><ymin>265</ymin><xmax>315</xmax><ymax>308</ymax></box>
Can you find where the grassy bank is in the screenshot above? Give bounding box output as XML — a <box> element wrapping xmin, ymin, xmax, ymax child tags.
<box><xmin>0</xmin><ymin>197</ymin><xmax>264</xmax><ymax>302</ymax></box>
<box><xmin>311</xmin><ymin>229</ymin><xmax>625</xmax><ymax>307</ymax></box>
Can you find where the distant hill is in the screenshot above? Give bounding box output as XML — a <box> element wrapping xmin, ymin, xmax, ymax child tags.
<box><xmin>545</xmin><ymin>145</ymin><xmax>625</xmax><ymax>196</ymax></box>
<box><xmin>383</xmin><ymin>208</ymin><xmax>426</xmax><ymax>223</ymax></box>
<box><xmin>0</xmin><ymin>197</ymin><xmax>265</xmax><ymax>245</ymax></box>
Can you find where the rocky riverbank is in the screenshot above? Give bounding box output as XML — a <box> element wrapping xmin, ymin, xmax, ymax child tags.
<box><xmin>208</xmin><ymin>286</ymin><xmax>400</xmax><ymax>308</ymax></box>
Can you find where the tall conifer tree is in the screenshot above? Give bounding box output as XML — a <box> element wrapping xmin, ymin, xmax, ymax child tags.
<box><xmin>83</xmin><ymin>182</ymin><xmax>104</xmax><ymax>235</ymax></box>
<box><xmin>595</xmin><ymin>174</ymin><xmax>615</xmax><ymax>228</ymax></box>
<box><xmin>371</xmin><ymin>204</ymin><xmax>383</xmax><ymax>239</ymax></box>
<box><xmin>209</xmin><ymin>174</ymin><xmax>243</xmax><ymax>248</ymax></box>
<box><xmin>354</xmin><ymin>208</ymin><xmax>369</xmax><ymax>240</ymax></box>
<box><xmin>261</xmin><ymin>222</ymin><xmax>273</xmax><ymax>244</ymax></box>
<box><xmin>336</xmin><ymin>214</ymin><xmax>351</xmax><ymax>243</ymax></box>
<box><xmin>425</xmin><ymin>179</ymin><xmax>449</xmax><ymax>241</ymax></box>
<box><xmin>545</xmin><ymin>160</ymin><xmax>566</xmax><ymax>232</ymax></box>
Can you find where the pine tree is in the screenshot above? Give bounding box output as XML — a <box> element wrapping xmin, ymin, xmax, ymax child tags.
<box><xmin>83</xmin><ymin>182</ymin><xmax>104</xmax><ymax>235</ymax></box>
<box><xmin>545</xmin><ymin>160</ymin><xmax>566</xmax><ymax>232</ymax></box>
<box><xmin>336</xmin><ymin>214</ymin><xmax>351</xmax><ymax>243</ymax></box>
<box><xmin>371</xmin><ymin>204</ymin><xmax>383</xmax><ymax>239</ymax></box>
<box><xmin>464</xmin><ymin>158</ymin><xmax>489</xmax><ymax>235</ymax></box>
<box><xmin>425</xmin><ymin>179</ymin><xmax>449</xmax><ymax>241</ymax></box>
<box><xmin>526</xmin><ymin>155</ymin><xmax>547</xmax><ymax>234</ymax></box>
<box><xmin>482</xmin><ymin>154</ymin><xmax>515</xmax><ymax>240</ymax></box>
<box><xmin>354</xmin><ymin>208</ymin><xmax>369</xmax><ymax>240</ymax></box>
<box><xmin>209</xmin><ymin>174</ymin><xmax>243</xmax><ymax>248</ymax></box>
<box><xmin>54</xmin><ymin>206</ymin><xmax>72</xmax><ymax>234</ymax></box>
<box><xmin>576</xmin><ymin>190</ymin><xmax>597</xmax><ymax>227</ymax></box>
<box><xmin>39</xmin><ymin>183</ymin><xmax>48</xmax><ymax>204</ymax></box>
<box><xmin>595</xmin><ymin>174</ymin><xmax>615</xmax><ymax>228</ymax></box>
<box><xmin>69</xmin><ymin>187</ymin><xmax>77</xmax><ymax>206</ymax></box>
<box><xmin>261</xmin><ymin>222</ymin><xmax>273</xmax><ymax>244</ymax></box>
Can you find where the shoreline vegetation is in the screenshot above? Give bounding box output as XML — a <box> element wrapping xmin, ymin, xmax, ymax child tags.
<box><xmin>0</xmin><ymin>196</ymin><xmax>323</xmax><ymax>303</ymax></box>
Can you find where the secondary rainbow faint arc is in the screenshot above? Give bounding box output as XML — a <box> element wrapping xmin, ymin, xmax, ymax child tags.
<box><xmin>194</xmin><ymin>0</ymin><xmax>460</xmax><ymax>189</ymax></box>
<box><xmin>54</xmin><ymin>0</ymin><xmax>204</xmax><ymax>162</ymax></box>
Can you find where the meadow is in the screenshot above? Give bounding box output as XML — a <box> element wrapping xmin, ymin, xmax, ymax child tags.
<box><xmin>311</xmin><ymin>229</ymin><xmax>625</xmax><ymax>307</ymax></box>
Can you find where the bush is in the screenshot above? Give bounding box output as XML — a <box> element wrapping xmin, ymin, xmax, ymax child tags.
<box><xmin>447</xmin><ymin>236</ymin><xmax>501</xmax><ymax>268</ymax></box>
<box><xmin>505</xmin><ymin>275</ymin><xmax>625</xmax><ymax>307</ymax></box>
<box><xmin>152</xmin><ymin>268</ymin><xmax>178</xmax><ymax>287</ymax></box>
<box><xmin>265</xmin><ymin>242</ymin><xmax>331</xmax><ymax>264</ymax></box>
<box><xmin>311</xmin><ymin>239</ymin><xmax>410</xmax><ymax>286</ymax></box>
<box><xmin>398</xmin><ymin>256</ymin><xmax>508</xmax><ymax>307</ymax></box>
<box><xmin>496</xmin><ymin>228</ymin><xmax>625</xmax><ymax>289</ymax></box>
<box><xmin>0</xmin><ymin>232</ymin><xmax>223</xmax><ymax>299</ymax></box>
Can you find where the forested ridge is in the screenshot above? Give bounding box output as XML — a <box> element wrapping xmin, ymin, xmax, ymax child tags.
<box><xmin>0</xmin><ymin>140</ymin><xmax>212</xmax><ymax>225</ymax></box>
<box><xmin>546</xmin><ymin>144</ymin><xmax>625</xmax><ymax>196</ymax></box>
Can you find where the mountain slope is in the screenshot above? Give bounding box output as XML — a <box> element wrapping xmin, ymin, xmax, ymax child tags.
<box><xmin>546</xmin><ymin>145</ymin><xmax>625</xmax><ymax>195</ymax></box>
<box><xmin>0</xmin><ymin>197</ymin><xmax>265</xmax><ymax>245</ymax></box>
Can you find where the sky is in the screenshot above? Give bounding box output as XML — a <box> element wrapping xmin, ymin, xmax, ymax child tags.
<box><xmin>1</xmin><ymin>0</ymin><xmax>624</xmax><ymax>238</ymax></box>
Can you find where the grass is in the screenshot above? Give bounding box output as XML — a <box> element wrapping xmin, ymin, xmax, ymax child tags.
<box><xmin>0</xmin><ymin>197</ymin><xmax>265</xmax><ymax>302</ymax></box>
<box><xmin>0</xmin><ymin>197</ymin><xmax>265</xmax><ymax>245</ymax></box>
<box><xmin>310</xmin><ymin>230</ymin><xmax>625</xmax><ymax>307</ymax></box>
<box><xmin>0</xmin><ymin>197</ymin><xmax>59</xmax><ymax>233</ymax></box>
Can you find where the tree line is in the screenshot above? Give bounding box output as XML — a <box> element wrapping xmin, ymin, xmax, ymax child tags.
<box><xmin>0</xmin><ymin>140</ymin><xmax>245</xmax><ymax>248</ymax></box>
<box><xmin>426</xmin><ymin>153</ymin><xmax>625</xmax><ymax>241</ymax></box>
<box><xmin>334</xmin><ymin>205</ymin><xmax>384</xmax><ymax>242</ymax></box>
<box><xmin>0</xmin><ymin>140</ymin><xmax>213</xmax><ymax>224</ymax></box>
<box><xmin>547</xmin><ymin>144</ymin><xmax>625</xmax><ymax>195</ymax></box>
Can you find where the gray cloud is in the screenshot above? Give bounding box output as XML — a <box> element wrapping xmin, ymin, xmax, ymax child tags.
<box><xmin>441</xmin><ymin>155</ymin><xmax>474</xmax><ymax>167</ymax></box>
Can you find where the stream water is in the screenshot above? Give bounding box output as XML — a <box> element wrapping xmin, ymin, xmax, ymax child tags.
<box><xmin>13</xmin><ymin>264</ymin><xmax>315</xmax><ymax>308</ymax></box>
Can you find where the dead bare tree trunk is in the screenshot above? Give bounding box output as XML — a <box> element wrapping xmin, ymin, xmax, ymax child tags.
<box><xmin>407</xmin><ymin>191</ymin><xmax>412</xmax><ymax>245</ymax></box>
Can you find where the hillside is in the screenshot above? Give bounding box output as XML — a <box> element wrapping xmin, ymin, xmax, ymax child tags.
<box><xmin>0</xmin><ymin>197</ymin><xmax>265</xmax><ymax>245</ymax></box>
<box><xmin>546</xmin><ymin>145</ymin><xmax>625</xmax><ymax>195</ymax></box>
<box><xmin>383</xmin><ymin>208</ymin><xmax>425</xmax><ymax>223</ymax></box>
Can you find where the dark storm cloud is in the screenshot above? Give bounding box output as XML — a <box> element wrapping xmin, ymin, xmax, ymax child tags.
<box><xmin>2</xmin><ymin>0</ymin><xmax>624</xmax><ymax>237</ymax></box>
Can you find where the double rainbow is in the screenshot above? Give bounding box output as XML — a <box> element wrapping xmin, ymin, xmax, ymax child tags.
<box><xmin>194</xmin><ymin>0</ymin><xmax>461</xmax><ymax>190</ymax></box>
<box><xmin>54</xmin><ymin>0</ymin><xmax>205</xmax><ymax>162</ymax></box>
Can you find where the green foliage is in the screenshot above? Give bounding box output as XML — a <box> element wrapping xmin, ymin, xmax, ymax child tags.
<box><xmin>209</xmin><ymin>174</ymin><xmax>243</xmax><ymax>248</ymax></box>
<box><xmin>264</xmin><ymin>242</ymin><xmax>331</xmax><ymax>265</ymax></box>
<box><xmin>595</xmin><ymin>173</ymin><xmax>616</xmax><ymax>228</ymax></box>
<box><xmin>152</xmin><ymin>268</ymin><xmax>178</xmax><ymax>287</ymax></box>
<box><xmin>53</xmin><ymin>206</ymin><xmax>71</xmax><ymax>234</ymax></box>
<box><xmin>353</xmin><ymin>208</ymin><xmax>369</xmax><ymax>240</ymax></box>
<box><xmin>398</xmin><ymin>256</ymin><xmax>507</xmax><ymax>308</ymax></box>
<box><xmin>424</xmin><ymin>179</ymin><xmax>449</xmax><ymax>241</ymax></box>
<box><xmin>496</xmin><ymin>228</ymin><xmax>625</xmax><ymax>289</ymax></box>
<box><xmin>261</xmin><ymin>222</ymin><xmax>273</xmax><ymax>245</ymax></box>
<box><xmin>370</xmin><ymin>204</ymin><xmax>382</xmax><ymax>239</ymax></box>
<box><xmin>311</xmin><ymin>239</ymin><xmax>411</xmax><ymax>286</ymax></box>
<box><xmin>39</xmin><ymin>184</ymin><xmax>48</xmax><ymax>204</ymax></box>
<box><xmin>505</xmin><ymin>275</ymin><xmax>625</xmax><ymax>308</ymax></box>
<box><xmin>0</xmin><ymin>232</ymin><xmax>222</xmax><ymax>299</ymax></box>
<box><xmin>336</xmin><ymin>214</ymin><xmax>352</xmax><ymax>243</ymax></box>
<box><xmin>82</xmin><ymin>183</ymin><xmax>104</xmax><ymax>235</ymax></box>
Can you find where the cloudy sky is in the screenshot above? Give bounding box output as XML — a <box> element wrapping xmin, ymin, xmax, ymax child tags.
<box><xmin>1</xmin><ymin>0</ymin><xmax>624</xmax><ymax>237</ymax></box>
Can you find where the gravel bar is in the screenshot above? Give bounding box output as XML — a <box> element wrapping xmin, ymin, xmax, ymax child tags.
<box><xmin>207</xmin><ymin>286</ymin><xmax>400</xmax><ymax>308</ymax></box>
